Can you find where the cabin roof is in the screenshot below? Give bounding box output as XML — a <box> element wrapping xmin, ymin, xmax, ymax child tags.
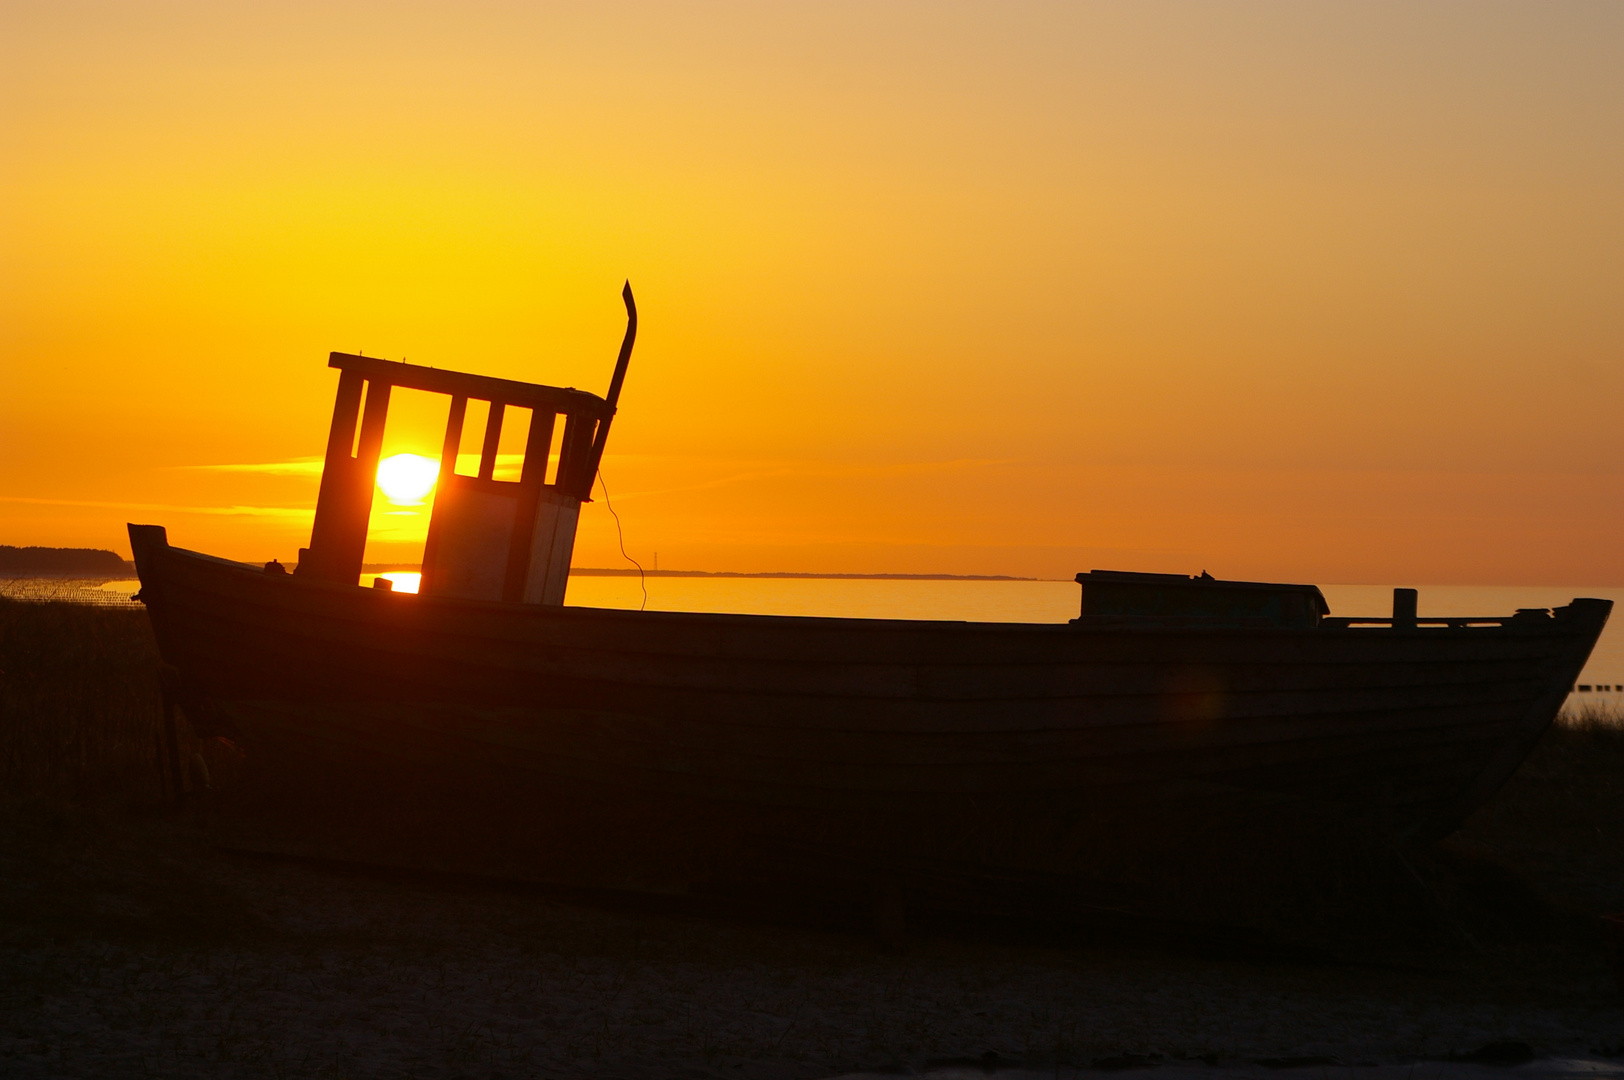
<box><xmin>329</xmin><ymin>352</ymin><xmax>613</xmax><ymax>417</ymax></box>
<box><xmin>1076</xmin><ymin>568</ymin><xmax>1331</xmax><ymax>618</ymax></box>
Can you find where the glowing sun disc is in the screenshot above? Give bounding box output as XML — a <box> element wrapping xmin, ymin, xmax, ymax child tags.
<box><xmin>376</xmin><ymin>453</ymin><xmax>439</xmax><ymax>504</ymax></box>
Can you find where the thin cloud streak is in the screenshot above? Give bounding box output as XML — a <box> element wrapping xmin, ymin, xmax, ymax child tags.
<box><xmin>180</xmin><ymin>454</ymin><xmax>1017</xmax><ymax>505</ymax></box>
<box><xmin>190</xmin><ymin>453</ymin><xmax>531</xmax><ymax>475</ymax></box>
<box><xmin>0</xmin><ymin>496</ymin><xmax>314</xmax><ymax>520</ymax></box>
<box><xmin>183</xmin><ymin>459</ymin><xmax>325</xmax><ymax>476</ymax></box>
<box><xmin>603</xmin><ymin>456</ymin><xmax>1020</xmax><ymax>501</ymax></box>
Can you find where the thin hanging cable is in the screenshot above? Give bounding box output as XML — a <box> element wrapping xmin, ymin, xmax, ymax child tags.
<box><xmin>596</xmin><ymin>467</ymin><xmax>646</xmax><ymax>611</ymax></box>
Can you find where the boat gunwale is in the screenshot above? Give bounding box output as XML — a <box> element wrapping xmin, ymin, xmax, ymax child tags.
<box><xmin>138</xmin><ymin>533</ymin><xmax>1611</xmax><ymax>642</ymax></box>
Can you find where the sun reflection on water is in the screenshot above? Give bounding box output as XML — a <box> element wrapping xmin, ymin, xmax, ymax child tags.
<box><xmin>364</xmin><ymin>571</ymin><xmax>421</xmax><ymax>593</ymax></box>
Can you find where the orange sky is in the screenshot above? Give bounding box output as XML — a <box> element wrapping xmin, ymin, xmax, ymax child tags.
<box><xmin>3</xmin><ymin>2</ymin><xmax>1621</xmax><ymax>584</ymax></box>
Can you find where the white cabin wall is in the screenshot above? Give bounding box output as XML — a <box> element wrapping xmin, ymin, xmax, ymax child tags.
<box><xmin>523</xmin><ymin>490</ymin><xmax>581</xmax><ymax>605</ymax></box>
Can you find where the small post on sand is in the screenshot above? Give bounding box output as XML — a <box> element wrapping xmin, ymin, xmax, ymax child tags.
<box><xmin>152</xmin><ymin>728</ymin><xmax>171</xmax><ymax>800</ymax></box>
<box><xmin>872</xmin><ymin>875</ymin><xmax>907</xmax><ymax>954</ymax></box>
<box><xmin>158</xmin><ymin>665</ymin><xmax>186</xmax><ymax>805</ymax></box>
<box><xmin>1393</xmin><ymin>588</ymin><xmax>1418</xmax><ymax>630</ymax></box>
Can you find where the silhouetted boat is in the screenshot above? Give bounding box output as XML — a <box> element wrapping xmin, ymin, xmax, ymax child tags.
<box><xmin>128</xmin><ymin>285</ymin><xmax>1609</xmax><ymax>927</ymax></box>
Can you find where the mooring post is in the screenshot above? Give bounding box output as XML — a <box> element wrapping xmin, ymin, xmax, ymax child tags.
<box><xmin>158</xmin><ymin>665</ymin><xmax>186</xmax><ymax>804</ymax></box>
<box><xmin>1393</xmin><ymin>588</ymin><xmax>1418</xmax><ymax>630</ymax></box>
<box><xmin>152</xmin><ymin>728</ymin><xmax>171</xmax><ymax>800</ymax></box>
<box><xmin>873</xmin><ymin>874</ymin><xmax>907</xmax><ymax>954</ymax></box>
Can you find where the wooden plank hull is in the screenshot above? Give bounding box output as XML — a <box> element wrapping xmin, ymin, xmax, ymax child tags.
<box><xmin>130</xmin><ymin>528</ymin><xmax>1608</xmax><ymax>922</ymax></box>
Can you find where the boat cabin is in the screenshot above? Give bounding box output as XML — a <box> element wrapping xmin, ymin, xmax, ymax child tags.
<box><xmin>295</xmin><ymin>285</ymin><xmax>636</xmax><ymax>605</ymax></box>
<box><xmin>1074</xmin><ymin>569</ymin><xmax>1329</xmax><ymax>629</ymax></box>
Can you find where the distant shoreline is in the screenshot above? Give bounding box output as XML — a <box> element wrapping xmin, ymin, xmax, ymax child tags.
<box><xmin>0</xmin><ymin>546</ymin><xmax>132</xmax><ymax>575</ymax></box>
<box><xmin>568</xmin><ymin>568</ymin><xmax>1046</xmax><ymax>581</ymax></box>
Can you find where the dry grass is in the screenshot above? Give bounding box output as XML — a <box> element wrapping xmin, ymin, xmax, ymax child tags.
<box><xmin>1453</xmin><ymin>701</ymin><xmax>1624</xmax><ymax>919</ymax></box>
<box><xmin>0</xmin><ymin>598</ymin><xmax>163</xmax><ymax>806</ymax></box>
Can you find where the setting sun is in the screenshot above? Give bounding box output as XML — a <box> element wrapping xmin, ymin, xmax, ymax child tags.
<box><xmin>375</xmin><ymin>454</ymin><xmax>439</xmax><ymax>505</ymax></box>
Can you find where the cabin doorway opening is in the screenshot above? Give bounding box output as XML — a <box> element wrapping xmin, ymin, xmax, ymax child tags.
<box><xmin>357</xmin><ymin>386</ymin><xmax>453</xmax><ymax>592</ymax></box>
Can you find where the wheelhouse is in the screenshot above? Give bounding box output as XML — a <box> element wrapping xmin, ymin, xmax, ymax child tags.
<box><xmin>295</xmin><ymin>284</ymin><xmax>636</xmax><ymax>605</ymax></box>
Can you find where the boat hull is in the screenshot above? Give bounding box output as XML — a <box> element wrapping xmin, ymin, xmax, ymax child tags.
<box><xmin>129</xmin><ymin>526</ymin><xmax>1608</xmax><ymax>921</ymax></box>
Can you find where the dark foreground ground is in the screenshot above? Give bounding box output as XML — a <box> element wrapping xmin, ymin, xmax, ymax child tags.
<box><xmin>2</xmin><ymin>599</ymin><xmax>1622</xmax><ymax>1078</ymax></box>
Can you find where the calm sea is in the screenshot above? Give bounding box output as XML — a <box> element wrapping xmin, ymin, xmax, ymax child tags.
<box><xmin>7</xmin><ymin>574</ymin><xmax>1622</xmax><ymax>700</ymax></box>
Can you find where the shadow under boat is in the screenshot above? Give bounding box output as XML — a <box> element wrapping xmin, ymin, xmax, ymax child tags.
<box><xmin>127</xmin><ymin>284</ymin><xmax>1610</xmax><ymax>938</ymax></box>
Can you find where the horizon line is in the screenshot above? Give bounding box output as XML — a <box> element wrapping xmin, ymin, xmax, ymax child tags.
<box><xmin>363</xmin><ymin>565</ymin><xmax>1051</xmax><ymax>582</ymax></box>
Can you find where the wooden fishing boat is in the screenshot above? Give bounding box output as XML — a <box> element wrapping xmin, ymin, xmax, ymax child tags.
<box><xmin>128</xmin><ymin>285</ymin><xmax>1609</xmax><ymax>927</ymax></box>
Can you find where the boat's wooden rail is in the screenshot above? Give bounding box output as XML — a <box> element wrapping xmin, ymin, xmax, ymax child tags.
<box><xmin>1318</xmin><ymin>588</ymin><xmax>1571</xmax><ymax>630</ymax></box>
<box><xmin>322</xmin><ymin>353</ymin><xmax>614</xmax><ymax>420</ymax></box>
<box><xmin>1320</xmin><ymin>610</ymin><xmax>1556</xmax><ymax>630</ymax></box>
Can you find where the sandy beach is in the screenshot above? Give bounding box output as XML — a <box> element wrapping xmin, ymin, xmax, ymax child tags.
<box><xmin>3</xmin><ymin>772</ymin><xmax>1621</xmax><ymax>1079</ymax></box>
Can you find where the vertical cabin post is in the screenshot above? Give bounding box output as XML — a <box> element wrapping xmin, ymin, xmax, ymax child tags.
<box><xmin>519</xmin><ymin>411</ymin><xmax>556</xmax><ymax>487</ymax></box>
<box><xmin>325</xmin><ymin>370</ymin><xmax>366</xmax><ymax>465</ymax></box>
<box><xmin>418</xmin><ymin>395</ymin><xmax>467</xmax><ymax>595</ymax></box>
<box><xmin>478</xmin><ymin>403</ymin><xmax>505</xmax><ymax>481</ymax></box>
<box><xmin>356</xmin><ymin>381</ymin><xmax>392</xmax><ymax>465</ymax></box>
<box><xmin>301</xmin><ymin>370</ymin><xmax>368</xmax><ymax>582</ymax></box>
<box><xmin>555</xmin><ymin>413</ymin><xmax>600</xmax><ymax>496</ymax></box>
<box><xmin>438</xmin><ymin>395</ymin><xmax>468</xmax><ymax>484</ymax></box>
<box><xmin>328</xmin><ymin>379</ymin><xmax>392</xmax><ymax>582</ymax></box>
<box><xmin>300</xmin><ymin>373</ymin><xmax>390</xmax><ymax>584</ymax></box>
<box><xmin>501</xmin><ymin>410</ymin><xmax>557</xmax><ymax>603</ymax></box>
